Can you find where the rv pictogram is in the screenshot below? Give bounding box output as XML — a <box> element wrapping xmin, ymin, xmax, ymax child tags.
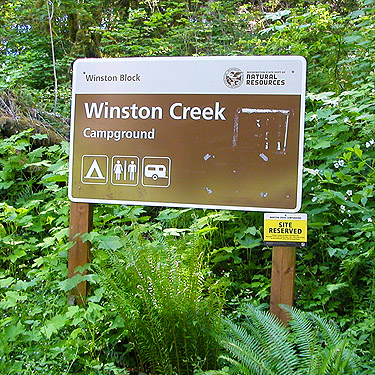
<box><xmin>142</xmin><ymin>157</ymin><xmax>171</xmax><ymax>188</ymax></box>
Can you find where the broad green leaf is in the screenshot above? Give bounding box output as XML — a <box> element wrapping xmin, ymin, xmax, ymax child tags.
<box><xmin>58</xmin><ymin>274</ymin><xmax>85</xmax><ymax>292</ymax></box>
<box><xmin>31</xmin><ymin>133</ymin><xmax>48</xmax><ymax>140</ymax></box>
<box><xmin>0</xmin><ymin>291</ymin><xmax>27</xmax><ymax>309</ymax></box>
<box><xmin>0</xmin><ymin>277</ymin><xmax>15</xmax><ymax>288</ymax></box>
<box><xmin>312</xmin><ymin>139</ymin><xmax>331</xmax><ymax>149</ymax></box>
<box><xmin>41</xmin><ymin>315</ymin><xmax>68</xmax><ymax>339</ymax></box>
<box><xmin>7</xmin><ymin>248</ymin><xmax>27</xmax><ymax>262</ymax></box>
<box><xmin>197</xmin><ymin>226</ymin><xmax>218</xmax><ymax>235</ymax></box>
<box><xmin>163</xmin><ymin>228</ymin><xmax>189</xmax><ymax>236</ymax></box>
<box><xmin>328</xmin><ymin>248</ymin><xmax>338</xmax><ymax>257</ymax></box>
<box><xmin>4</xmin><ymin>322</ymin><xmax>25</xmax><ymax>341</ymax></box>
<box><xmin>98</xmin><ymin>235</ymin><xmax>123</xmax><ymax>250</ymax></box>
<box><xmin>14</xmin><ymin>278</ymin><xmax>40</xmax><ymax>291</ymax></box>
<box><xmin>327</xmin><ymin>283</ymin><xmax>348</xmax><ymax>293</ymax></box>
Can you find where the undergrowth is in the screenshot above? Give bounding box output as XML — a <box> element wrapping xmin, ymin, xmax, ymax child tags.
<box><xmin>1</xmin><ymin>0</ymin><xmax>375</xmax><ymax>373</ymax></box>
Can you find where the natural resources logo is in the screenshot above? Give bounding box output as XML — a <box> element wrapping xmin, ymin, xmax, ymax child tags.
<box><xmin>223</xmin><ymin>67</ymin><xmax>244</xmax><ymax>89</ymax></box>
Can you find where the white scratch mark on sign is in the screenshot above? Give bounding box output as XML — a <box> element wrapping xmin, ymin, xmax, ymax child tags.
<box><xmin>204</xmin><ymin>187</ymin><xmax>213</xmax><ymax>194</ymax></box>
<box><xmin>203</xmin><ymin>153</ymin><xmax>215</xmax><ymax>161</ymax></box>
<box><xmin>259</xmin><ymin>153</ymin><xmax>269</xmax><ymax>162</ymax></box>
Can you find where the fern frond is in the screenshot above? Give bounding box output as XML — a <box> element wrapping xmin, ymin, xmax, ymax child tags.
<box><xmin>223</xmin><ymin>322</ymin><xmax>270</xmax><ymax>372</ymax></box>
<box><xmin>220</xmin><ymin>339</ymin><xmax>275</xmax><ymax>375</ymax></box>
<box><xmin>312</xmin><ymin>340</ymin><xmax>345</xmax><ymax>375</ymax></box>
<box><xmin>222</xmin><ymin>355</ymin><xmax>265</xmax><ymax>375</ymax></box>
<box><xmin>307</xmin><ymin>311</ymin><xmax>342</xmax><ymax>346</ymax></box>
<box><xmin>280</xmin><ymin>304</ymin><xmax>317</xmax><ymax>371</ymax></box>
<box><xmin>242</xmin><ymin>304</ymin><xmax>298</xmax><ymax>375</ymax></box>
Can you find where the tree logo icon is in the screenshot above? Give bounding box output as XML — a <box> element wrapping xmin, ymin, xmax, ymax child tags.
<box><xmin>223</xmin><ymin>67</ymin><xmax>244</xmax><ymax>89</ymax></box>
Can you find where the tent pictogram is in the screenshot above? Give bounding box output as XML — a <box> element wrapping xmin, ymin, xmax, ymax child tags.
<box><xmin>85</xmin><ymin>159</ymin><xmax>105</xmax><ymax>179</ymax></box>
<box><xmin>81</xmin><ymin>155</ymin><xmax>108</xmax><ymax>185</ymax></box>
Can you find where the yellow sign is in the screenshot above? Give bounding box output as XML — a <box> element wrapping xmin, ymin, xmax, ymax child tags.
<box><xmin>264</xmin><ymin>213</ymin><xmax>307</xmax><ymax>245</ymax></box>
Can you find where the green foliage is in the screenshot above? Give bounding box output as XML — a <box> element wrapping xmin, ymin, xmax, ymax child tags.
<box><xmin>1</xmin><ymin>0</ymin><xmax>375</xmax><ymax>373</ymax></box>
<box><xmin>205</xmin><ymin>304</ymin><xmax>360</xmax><ymax>375</ymax></box>
<box><xmin>295</xmin><ymin>10</ymin><xmax>375</xmax><ymax>353</ymax></box>
<box><xmin>0</xmin><ymin>131</ymin><xmax>130</xmax><ymax>374</ymax></box>
<box><xmin>90</xmin><ymin>228</ymin><xmax>226</xmax><ymax>374</ymax></box>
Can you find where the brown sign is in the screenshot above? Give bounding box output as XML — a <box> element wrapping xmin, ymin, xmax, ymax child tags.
<box><xmin>69</xmin><ymin>57</ymin><xmax>306</xmax><ymax>211</ymax></box>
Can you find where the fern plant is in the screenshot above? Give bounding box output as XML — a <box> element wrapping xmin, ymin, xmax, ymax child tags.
<box><xmin>93</xmin><ymin>227</ymin><xmax>225</xmax><ymax>375</ymax></box>
<box><xmin>204</xmin><ymin>304</ymin><xmax>360</xmax><ymax>375</ymax></box>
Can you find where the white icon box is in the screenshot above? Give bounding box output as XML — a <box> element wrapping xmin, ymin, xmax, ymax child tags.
<box><xmin>81</xmin><ymin>155</ymin><xmax>108</xmax><ymax>185</ymax></box>
<box><xmin>142</xmin><ymin>157</ymin><xmax>171</xmax><ymax>188</ymax></box>
<box><xmin>111</xmin><ymin>156</ymin><xmax>140</xmax><ymax>186</ymax></box>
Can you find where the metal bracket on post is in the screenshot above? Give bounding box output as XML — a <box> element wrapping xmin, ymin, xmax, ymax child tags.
<box><xmin>68</xmin><ymin>202</ymin><xmax>94</xmax><ymax>305</ymax></box>
<box><xmin>270</xmin><ymin>246</ymin><xmax>296</xmax><ymax>325</ymax></box>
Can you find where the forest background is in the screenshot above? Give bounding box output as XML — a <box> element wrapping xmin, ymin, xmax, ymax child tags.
<box><xmin>0</xmin><ymin>0</ymin><xmax>375</xmax><ymax>374</ymax></box>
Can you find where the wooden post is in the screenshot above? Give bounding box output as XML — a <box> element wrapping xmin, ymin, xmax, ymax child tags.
<box><xmin>270</xmin><ymin>246</ymin><xmax>296</xmax><ymax>325</ymax></box>
<box><xmin>68</xmin><ymin>202</ymin><xmax>94</xmax><ymax>305</ymax></box>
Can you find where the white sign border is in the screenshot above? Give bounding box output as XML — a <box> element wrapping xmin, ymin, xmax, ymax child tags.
<box><xmin>68</xmin><ymin>56</ymin><xmax>306</xmax><ymax>213</ymax></box>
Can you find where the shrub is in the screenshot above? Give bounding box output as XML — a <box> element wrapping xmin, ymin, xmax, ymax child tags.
<box><xmin>90</xmin><ymin>228</ymin><xmax>226</xmax><ymax>375</ymax></box>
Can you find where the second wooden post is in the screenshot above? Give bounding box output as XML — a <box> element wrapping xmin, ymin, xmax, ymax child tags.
<box><xmin>270</xmin><ymin>246</ymin><xmax>296</xmax><ymax>325</ymax></box>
